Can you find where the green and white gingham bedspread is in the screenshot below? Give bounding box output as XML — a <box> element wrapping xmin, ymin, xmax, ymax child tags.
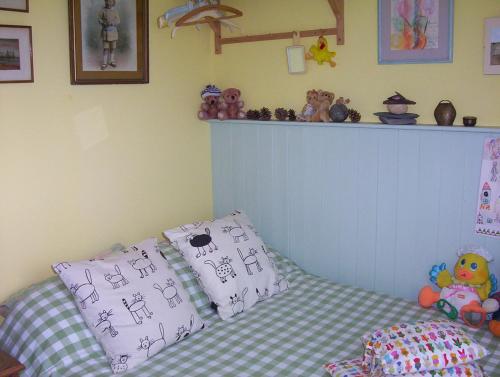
<box><xmin>1</xmin><ymin>245</ymin><xmax>498</xmax><ymax>377</ymax></box>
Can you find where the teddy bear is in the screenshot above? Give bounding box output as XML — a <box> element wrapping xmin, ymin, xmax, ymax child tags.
<box><xmin>335</xmin><ymin>97</ymin><xmax>351</xmax><ymax>106</ymax></box>
<box><xmin>198</xmin><ymin>85</ymin><xmax>222</xmax><ymax>120</ymax></box>
<box><xmin>218</xmin><ymin>88</ymin><xmax>245</xmax><ymax>120</ymax></box>
<box><xmin>297</xmin><ymin>90</ymin><xmax>318</xmax><ymax>121</ymax></box>
<box><xmin>307</xmin><ymin>90</ymin><xmax>335</xmax><ymax>122</ymax></box>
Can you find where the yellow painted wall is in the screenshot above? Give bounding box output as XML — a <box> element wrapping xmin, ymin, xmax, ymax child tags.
<box><xmin>1</xmin><ymin>0</ymin><xmax>500</xmax><ymax>302</ymax></box>
<box><xmin>213</xmin><ymin>0</ymin><xmax>500</xmax><ymax>126</ymax></box>
<box><xmin>0</xmin><ymin>1</ymin><xmax>213</xmax><ymax>300</ymax></box>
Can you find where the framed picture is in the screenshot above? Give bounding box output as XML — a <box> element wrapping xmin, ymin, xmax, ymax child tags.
<box><xmin>69</xmin><ymin>0</ymin><xmax>149</xmax><ymax>85</ymax></box>
<box><xmin>0</xmin><ymin>0</ymin><xmax>28</xmax><ymax>12</ymax></box>
<box><xmin>484</xmin><ymin>17</ymin><xmax>500</xmax><ymax>75</ymax></box>
<box><xmin>0</xmin><ymin>25</ymin><xmax>33</xmax><ymax>83</ymax></box>
<box><xmin>378</xmin><ymin>0</ymin><xmax>454</xmax><ymax>64</ymax></box>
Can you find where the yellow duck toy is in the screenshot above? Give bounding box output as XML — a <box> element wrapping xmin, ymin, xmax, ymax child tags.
<box><xmin>419</xmin><ymin>246</ymin><xmax>498</xmax><ymax>328</ymax></box>
<box><xmin>306</xmin><ymin>36</ymin><xmax>336</xmax><ymax>67</ymax></box>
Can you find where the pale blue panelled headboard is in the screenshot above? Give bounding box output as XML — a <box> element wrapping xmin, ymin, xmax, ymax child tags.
<box><xmin>209</xmin><ymin>120</ymin><xmax>500</xmax><ymax>301</ymax></box>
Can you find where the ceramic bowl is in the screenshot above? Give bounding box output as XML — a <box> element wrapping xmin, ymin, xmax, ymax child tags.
<box><xmin>463</xmin><ymin>116</ymin><xmax>477</xmax><ymax>127</ymax></box>
<box><xmin>387</xmin><ymin>104</ymin><xmax>408</xmax><ymax>115</ymax></box>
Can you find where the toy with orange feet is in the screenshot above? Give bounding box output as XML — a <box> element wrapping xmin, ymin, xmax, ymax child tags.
<box><xmin>418</xmin><ymin>246</ymin><xmax>498</xmax><ymax>328</ymax></box>
<box><xmin>305</xmin><ymin>36</ymin><xmax>336</xmax><ymax>68</ymax></box>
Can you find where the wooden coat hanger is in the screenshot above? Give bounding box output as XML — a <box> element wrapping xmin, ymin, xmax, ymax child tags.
<box><xmin>175</xmin><ymin>4</ymin><xmax>243</xmax><ymax>28</ymax></box>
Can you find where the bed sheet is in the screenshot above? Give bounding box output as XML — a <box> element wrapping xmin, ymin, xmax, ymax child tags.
<box><xmin>1</xmin><ymin>245</ymin><xmax>498</xmax><ymax>377</ymax></box>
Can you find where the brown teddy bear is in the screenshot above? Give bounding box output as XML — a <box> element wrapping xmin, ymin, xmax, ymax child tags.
<box><xmin>335</xmin><ymin>97</ymin><xmax>350</xmax><ymax>106</ymax></box>
<box><xmin>198</xmin><ymin>85</ymin><xmax>222</xmax><ymax>120</ymax></box>
<box><xmin>298</xmin><ymin>90</ymin><xmax>318</xmax><ymax>121</ymax></box>
<box><xmin>308</xmin><ymin>90</ymin><xmax>335</xmax><ymax>122</ymax></box>
<box><xmin>218</xmin><ymin>88</ymin><xmax>245</xmax><ymax>120</ymax></box>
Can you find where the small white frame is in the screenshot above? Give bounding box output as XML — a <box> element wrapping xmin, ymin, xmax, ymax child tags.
<box><xmin>286</xmin><ymin>45</ymin><xmax>306</xmax><ymax>74</ymax></box>
<box><xmin>484</xmin><ymin>17</ymin><xmax>500</xmax><ymax>75</ymax></box>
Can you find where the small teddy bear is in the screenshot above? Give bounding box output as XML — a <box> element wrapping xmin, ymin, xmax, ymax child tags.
<box><xmin>298</xmin><ymin>89</ymin><xmax>318</xmax><ymax>121</ymax></box>
<box><xmin>335</xmin><ymin>96</ymin><xmax>351</xmax><ymax>106</ymax></box>
<box><xmin>198</xmin><ymin>85</ymin><xmax>222</xmax><ymax>120</ymax></box>
<box><xmin>218</xmin><ymin>88</ymin><xmax>245</xmax><ymax>120</ymax></box>
<box><xmin>308</xmin><ymin>90</ymin><xmax>335</xmax><ymax>122</ymax></box>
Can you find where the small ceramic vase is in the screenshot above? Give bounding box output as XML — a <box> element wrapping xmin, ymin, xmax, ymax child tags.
<box><xmin>463</xmin><ymin>116</ymin><xmax>477</xmax><ymax>127</ymax></box>
<box><xmin>434</xmin><ymin>100</ymin><xmax>456</xmax><ymax>126</ymax></box>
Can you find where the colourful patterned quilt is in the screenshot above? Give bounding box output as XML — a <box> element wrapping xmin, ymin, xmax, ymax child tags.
<box><xmin>1</xmin><ymin>243</ymin><xmax>498</xmax><ymax>376</ymax></box>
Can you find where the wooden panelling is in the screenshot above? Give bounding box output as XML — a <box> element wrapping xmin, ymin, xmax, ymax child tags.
<box><xmin>210</xmin><ymin>120</ymin><xmax>500</xmax><ymax>301</ymax></box>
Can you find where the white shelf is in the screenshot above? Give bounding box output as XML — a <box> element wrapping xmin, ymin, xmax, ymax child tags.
<box><xmin>208</xmin><ymin>119</ymin><xmax>500</xmax><ymax>134</ymax></box>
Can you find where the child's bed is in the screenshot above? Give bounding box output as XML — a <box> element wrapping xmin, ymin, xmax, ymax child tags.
<box><xmin>1</xmin><ymin>241</ymin><xmax>498</xmax><ymax>377</ymax></box>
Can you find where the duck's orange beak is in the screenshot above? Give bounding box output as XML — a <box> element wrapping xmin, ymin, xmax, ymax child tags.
<box><xmin>456</xmin><ymin>268</ymin><xmax>474</xmax><ymax>280</ymax></box>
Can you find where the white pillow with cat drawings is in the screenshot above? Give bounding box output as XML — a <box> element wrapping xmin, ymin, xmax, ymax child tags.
<box><xmin>164</xmin><ymin>211</ymin><xmax>288</xmax><ymax>320</ymax></box>
<box><xmin>53</xmin><ymin>238</ymin><xmax>205</xmax><ymax>374</ymax></box>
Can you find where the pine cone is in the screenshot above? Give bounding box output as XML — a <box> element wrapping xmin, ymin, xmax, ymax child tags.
<box><xmin>260</xmin><ymin>107</ymin><xmax>272</xmax><ymax>121</ymax></box>
<box><xmin>246</xmin><ymin>109</ymin><xmax>260</xmax><ymax>120</ymax></box>
<box><xmin>274</xmin><ymin>108</ymin><xmax>288</xmax><ymax>121</ymax></box>
<box><xmin>288</xmin><ymin>109</ymin><xmax>297</xmax><ymax>121</ymax></box>
<box><xmin>348</xmin><ymin>108</ymin><xmax>361</xmax><ymax>123</ymax></box>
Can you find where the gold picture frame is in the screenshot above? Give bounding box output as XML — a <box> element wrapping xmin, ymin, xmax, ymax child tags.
<box><xmin>69</xmin><ymin>0</ymin><xmax>149</xmax><ymax>85</ymax></box>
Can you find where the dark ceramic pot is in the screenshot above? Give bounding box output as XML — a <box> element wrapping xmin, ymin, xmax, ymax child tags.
<box><xmin>434</xmin><ymin>100</ymin><xmax>456</xmax><ymax>126</ymax></box>
<box><xmin>463</xmin><ymin>116</ymin><xmax>477</xmax><ymax>127</ymax></box>
<box><xmin>329</xmin><ymin>104</ymin><xmax>349</xmax><ymax>122</ymax></box>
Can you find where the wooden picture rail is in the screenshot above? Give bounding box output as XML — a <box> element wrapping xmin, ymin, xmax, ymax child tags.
<box><xmin>213</xmin><ymin>0</ymin><xmax>344</xmax><ymax>54</ymax></box>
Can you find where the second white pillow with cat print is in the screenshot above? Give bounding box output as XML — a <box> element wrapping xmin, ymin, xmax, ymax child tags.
<box><xmin>164</xmin><ymin>211</ymin><xmax>288</xmax><ymax>320</ymax></box>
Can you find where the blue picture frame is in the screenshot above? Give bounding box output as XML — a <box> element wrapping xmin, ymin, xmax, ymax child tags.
<box><xmin>378</xmin><ymin>0</ymin><xmax>454</xmax><ymax>64</ymax></box>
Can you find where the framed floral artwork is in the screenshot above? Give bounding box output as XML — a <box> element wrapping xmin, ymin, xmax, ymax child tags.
<box><xmin>0</xmin><ymin>25</ymin><xmax>33</xmax><ymax>83</ymax></box>
<box><xmin>0</xmin><ymin>0</ymin><xmax>29</xmax><ymax>12</ymax></box>
<box><xmin>69</xmin><ymin>0</ymin><xmax>149</xmax><ymax>85</ymax></box>
<box><xmin>378</xmin><ymin>0</ymin><xmax>454</xmax><ymax>64</ymax></box>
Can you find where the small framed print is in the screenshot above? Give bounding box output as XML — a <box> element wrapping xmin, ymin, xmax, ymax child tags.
<box><xmin>69</xmin><ymin>0</ymin><xmax>149</xmax><ymax>85</ymax></box>
<box><xmin>0</xmin><ymin>0</ymin><xmax>29</xmax><ymax>12</ymax></box>
<box><xmin>0</xmin><ymin>25</ymin><xmax>34</xmax><ymax>83</ymax></box>
<box><xmin>484</xmin><ymin>17</ymin><xmax>500</xmax><ymax>75</ymax></box>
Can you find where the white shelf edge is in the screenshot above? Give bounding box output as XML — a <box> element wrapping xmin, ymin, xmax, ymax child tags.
<box><xmin>207</xmin><ymin>119</ymin><xmax>500</xmax><ymax>134</ymax></box>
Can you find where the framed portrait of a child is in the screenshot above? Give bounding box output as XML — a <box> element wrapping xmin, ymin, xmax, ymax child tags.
<box><xmin>69</xmin><ymin>0</ymin><xmax>148</xmax><ymax>84</ymax></box>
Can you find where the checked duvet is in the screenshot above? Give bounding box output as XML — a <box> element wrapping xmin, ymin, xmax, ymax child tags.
<box><xmin>1</xmin><ymin>242</ymin><xmax>498</xmax><ymax>376</ymax></box>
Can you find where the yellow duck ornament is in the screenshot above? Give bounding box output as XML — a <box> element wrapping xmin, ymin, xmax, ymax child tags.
<box><xmin>306</xmin><ymin>36</ymin><xmax>336</xmax><ymax>67</ymax></box>
<box><xmin>419</xmin><ymin>246</ymin><xmax>498</xmax><ymax>328</ymax></box>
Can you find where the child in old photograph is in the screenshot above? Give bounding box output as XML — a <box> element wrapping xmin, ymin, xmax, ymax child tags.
<box><xmin>98</xmin><ymin>0</ymin><xmax>120</xmax><ymax>70</ymax></box>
